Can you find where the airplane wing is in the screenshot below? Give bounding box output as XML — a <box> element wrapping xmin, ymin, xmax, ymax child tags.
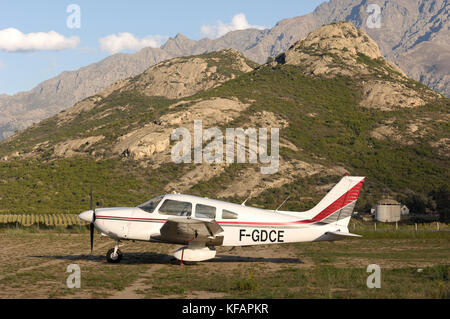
<box><xmin>150</xmin><ymin>218</ymin><xmax>224</xmax><ymax>245</ymax></box>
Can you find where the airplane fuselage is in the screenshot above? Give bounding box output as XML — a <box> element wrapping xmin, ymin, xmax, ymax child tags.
<box><xmin>91</xmin><ymin>194</ymin><xmax>346</xmax><ymax>247</ymax></box>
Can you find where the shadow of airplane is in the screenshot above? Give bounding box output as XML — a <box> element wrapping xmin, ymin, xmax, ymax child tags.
<box><xmin>28</xmin><ymin>252</ymin><xmax>303</xmax><ymax>265</ymax></box>
<box><xmin>27</xmin><ymin>252</ymin><xmax>174</xmax><ymax>265</ymax></box>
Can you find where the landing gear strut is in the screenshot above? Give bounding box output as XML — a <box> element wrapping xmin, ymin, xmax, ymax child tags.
<box><xmin>106</xmin><ymin>240</ymin><xmax>123</xmax><ymax>263</ymax></box>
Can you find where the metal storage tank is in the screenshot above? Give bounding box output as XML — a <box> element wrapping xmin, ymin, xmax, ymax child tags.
<box><xmin>375</xmin><ymin>199</ymin><xmax>401</xmax><ymax>222</ymax></box>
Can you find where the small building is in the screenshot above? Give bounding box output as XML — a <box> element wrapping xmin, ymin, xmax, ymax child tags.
<box><xmin>375</xmin><ymin>199</ymin><xmax>401</xmax><ymax>222</ymax></box>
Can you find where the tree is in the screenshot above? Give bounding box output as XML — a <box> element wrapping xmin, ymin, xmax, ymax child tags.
<box><xmin>431</xmin><ymin>186</ymin><xmax>450</xmax><ymax>223</ymax></box>
<box><xmin>404</xmin><ymin>194</ymin><xmax>427</xmax><ymax>215</ymax></box>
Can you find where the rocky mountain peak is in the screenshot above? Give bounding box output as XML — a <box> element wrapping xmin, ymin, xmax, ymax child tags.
<box><xmin>175</xmin><ymin>33</ymin><xmax>190</xmax><ymax>40</ymax></box>
<box><xmin>161</xmin><ymin>33</ymin><xmax>197</xmax><ymax>55</ymax></box>
<box><xmin>276</xmin><ymin>21</ymin><xmax>440</xmax><ymax>111</ymax></box>
<box><xmin>125</xmin><ymin>49</ymin><xmax>255</xmax><ymax>99</ymax></box>
<box><xmin>301</xmin><ymin>21</ymin><xmax>382</xmax><ymax>60</ymax></box>
<box><xmin>276</xmin><ymin>21</ymin><xmax>404</xmax><ymax>78</ymax></box>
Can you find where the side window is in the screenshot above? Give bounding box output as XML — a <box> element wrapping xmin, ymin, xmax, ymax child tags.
<box><xmin>196</xmin><ymin>204</ymin><xmax>216</xmax><ymax>219</ymax></box>
<box><xmin>158</xmin><ymin>200</ymin><xmax>192</xmax><ymax>216</ymax></box>
<box><xmin>222</xmin><ymin>209</ymin><xmax>238</xmax><ymax>219</ymax></box>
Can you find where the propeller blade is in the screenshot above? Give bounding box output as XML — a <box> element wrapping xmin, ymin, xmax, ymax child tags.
<box><xmin>90</xmin><ymin>222</ymin><xmax>94</xmax><ymax>253</ymax></box>
<box><xmin>89</xmin><ymin>185</ymin><xmax>93</xmax><ymax>211</ymax></box>
<box><xmin>89</xmin><ymin>185</ymin><xmax>96</xmax><ymax>253</ymax></box>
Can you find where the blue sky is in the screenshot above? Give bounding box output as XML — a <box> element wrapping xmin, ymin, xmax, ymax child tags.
<box><xmin>0</xmin><ymin>0</ymin><xmax>325</xmax><ymax>95</ymax></box>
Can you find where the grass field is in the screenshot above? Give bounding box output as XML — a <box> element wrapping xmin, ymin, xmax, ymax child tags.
<box><xmin>0</xmin><ymin>224</ymin><xmax>448</xmax><ymax>299</ymax></box>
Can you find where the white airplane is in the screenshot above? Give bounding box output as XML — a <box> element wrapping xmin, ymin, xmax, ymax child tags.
<box><xmin>79</xmin><ymin>175</ymin><xmax>365</xmax><ymax>263</ymax></box>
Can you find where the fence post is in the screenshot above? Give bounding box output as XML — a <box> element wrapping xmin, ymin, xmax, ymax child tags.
<box><xmin>396</xmin><ymin>221</ymin><xmax>398</xmax><ymax>231</ymax></box>
<box><xmin>374</xmin><ymin>222</ymin><xmax>377</xmax><ymax>231</ymax></box>
<box><xmin>415</xmin><ymin>223</ymin><xmax>417</xmax><ymax>231</ymax></box>
<box><xmin>437</xmin><ymin>222</ymin><xmax>440</xmax><ymax>231</ymax></box>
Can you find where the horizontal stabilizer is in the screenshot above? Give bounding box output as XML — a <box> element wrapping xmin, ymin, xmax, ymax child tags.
<box><xmin>325</xmin><ymin>231</ymin><xmax>362</xmax><ymax>238</ymax></box>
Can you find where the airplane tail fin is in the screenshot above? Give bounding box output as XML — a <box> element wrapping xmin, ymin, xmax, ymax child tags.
<box><xmin>300</xmin><ymin>176</ymin><xmax>365</xmax><ymax>226</ymax></box>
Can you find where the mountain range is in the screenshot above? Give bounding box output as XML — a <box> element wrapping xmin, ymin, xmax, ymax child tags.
<box><xmin>0</xmin><ymin>0</ymin><xmax>448</xmax><ymax>141</ymax></box>
<box><xmin>0</xmin><ymin>21</ymin><xmax>448</xmax><ymax>216</ymax></box>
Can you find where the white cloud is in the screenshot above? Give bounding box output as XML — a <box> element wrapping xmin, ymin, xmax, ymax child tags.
<box><xmin>201</xmin><ymin>13</ymin><xmax>266</xmax><ymax>39</ymax></box>
<box><xmin>99</xmin><ymin>33</ymin><xmax>168</xmax><ymax>54</ymax></box>
<box><xmin>0</xmin><ymin>28</ymin><xmax>79</xmax><ymax>52</ymax></box>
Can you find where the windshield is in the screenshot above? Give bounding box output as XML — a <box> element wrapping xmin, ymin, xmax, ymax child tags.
<box><xmin>138</xmin><ymin>196</ymin><xmax>163</xmax><ymax>213</ymax></box>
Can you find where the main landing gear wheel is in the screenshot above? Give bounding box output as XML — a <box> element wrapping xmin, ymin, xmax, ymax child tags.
<box><xmin>106</xmin><ymin>248</ymin><xmax>123</xmax><ymax>263</ymax></box>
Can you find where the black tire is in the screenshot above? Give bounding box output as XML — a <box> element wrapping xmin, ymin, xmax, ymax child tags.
<box><xmin>106</xmin><ymin>248</ymin><xmax>122</xmax><ymax>263</ymax></box>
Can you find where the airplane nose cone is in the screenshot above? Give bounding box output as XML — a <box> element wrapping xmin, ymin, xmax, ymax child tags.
<box><xmin>79</xmin><ymin>210</ymin><xmax>94</xmax><ymax>223</ymax></box>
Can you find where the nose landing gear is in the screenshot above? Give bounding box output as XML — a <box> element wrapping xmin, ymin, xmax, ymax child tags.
<box><xmin>106</xmin><ymin>240</ymin><xmax>123</xmax><ymax>263</ymax></box>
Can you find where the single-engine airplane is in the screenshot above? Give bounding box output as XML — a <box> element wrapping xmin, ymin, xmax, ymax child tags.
<box><xmin>79</xmin><ymin>176</ymin><xmax>365</xmax><ymax>263</ymax></box>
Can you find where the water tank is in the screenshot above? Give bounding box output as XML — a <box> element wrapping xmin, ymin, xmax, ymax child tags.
<box><xmin>375</xmin><ymin>199</ymin><xmax>401</xmax><ymax>222</ymax></box>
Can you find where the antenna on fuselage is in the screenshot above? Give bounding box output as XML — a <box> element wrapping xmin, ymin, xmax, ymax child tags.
<box><xmin>241</xmin><ymin>196</ymin><xmax>251</xmax><ymax>206</ymax></box>
<box><xmin>275</xmin><ymin>196</ymin><xmax>290</xmax><ymax>212</ymax></box>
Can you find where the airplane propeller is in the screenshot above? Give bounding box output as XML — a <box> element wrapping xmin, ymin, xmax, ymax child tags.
<box><xmin>89</xmin><ymin>186</ymin><xmax>96</xmax><ymax>253</ymax></box>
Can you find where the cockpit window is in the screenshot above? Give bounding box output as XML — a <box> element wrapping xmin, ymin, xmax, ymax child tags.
<box><xmin>158</xmin><ymin>199</ymin><xmax>192</xmax><ymax>217</ymax></box>
<box><xmin>138</xmin><ymin>196</ymin><xmax>163</xmax><ymax>214</ymax></box>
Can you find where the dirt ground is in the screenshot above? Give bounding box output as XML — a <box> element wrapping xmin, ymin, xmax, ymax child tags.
<box><xmin>0</xmin><ymin>229</ymin><xmax>448</xmax><ymax>299</ymax></box>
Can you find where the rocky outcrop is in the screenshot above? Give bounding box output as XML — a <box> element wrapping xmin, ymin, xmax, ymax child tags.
<box><xmin>276</xmin><ymin>22</ymin><xmax>439</xmax><ymax>110</ymax></box>
<box><xmin>120</xmin><ymin>49</ymin><xmax>254</xmax><ymax>99</ymax></box>
<box><xmin>278</xmin><ymin>21</ymin><xmax>407</xmax><ymax>75</ymax></box>
<box><xmin>360</xmin><ymin>81</ymin><xmax>426</xmax><ymax>110</ymax></box>
<box><xmin>114</xmin><ymin>97</ymin><xmax>250</xmax><ymax>162</ymax></box>
<box><xmin>279</xmin><ymin>22</ymin><xmax>384</xmax><ymax>77</ymax></box>
<box><xmin>53</xmin><ymin>136</ymin><xmax>105</xmax><ymax>157</ymax></box>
